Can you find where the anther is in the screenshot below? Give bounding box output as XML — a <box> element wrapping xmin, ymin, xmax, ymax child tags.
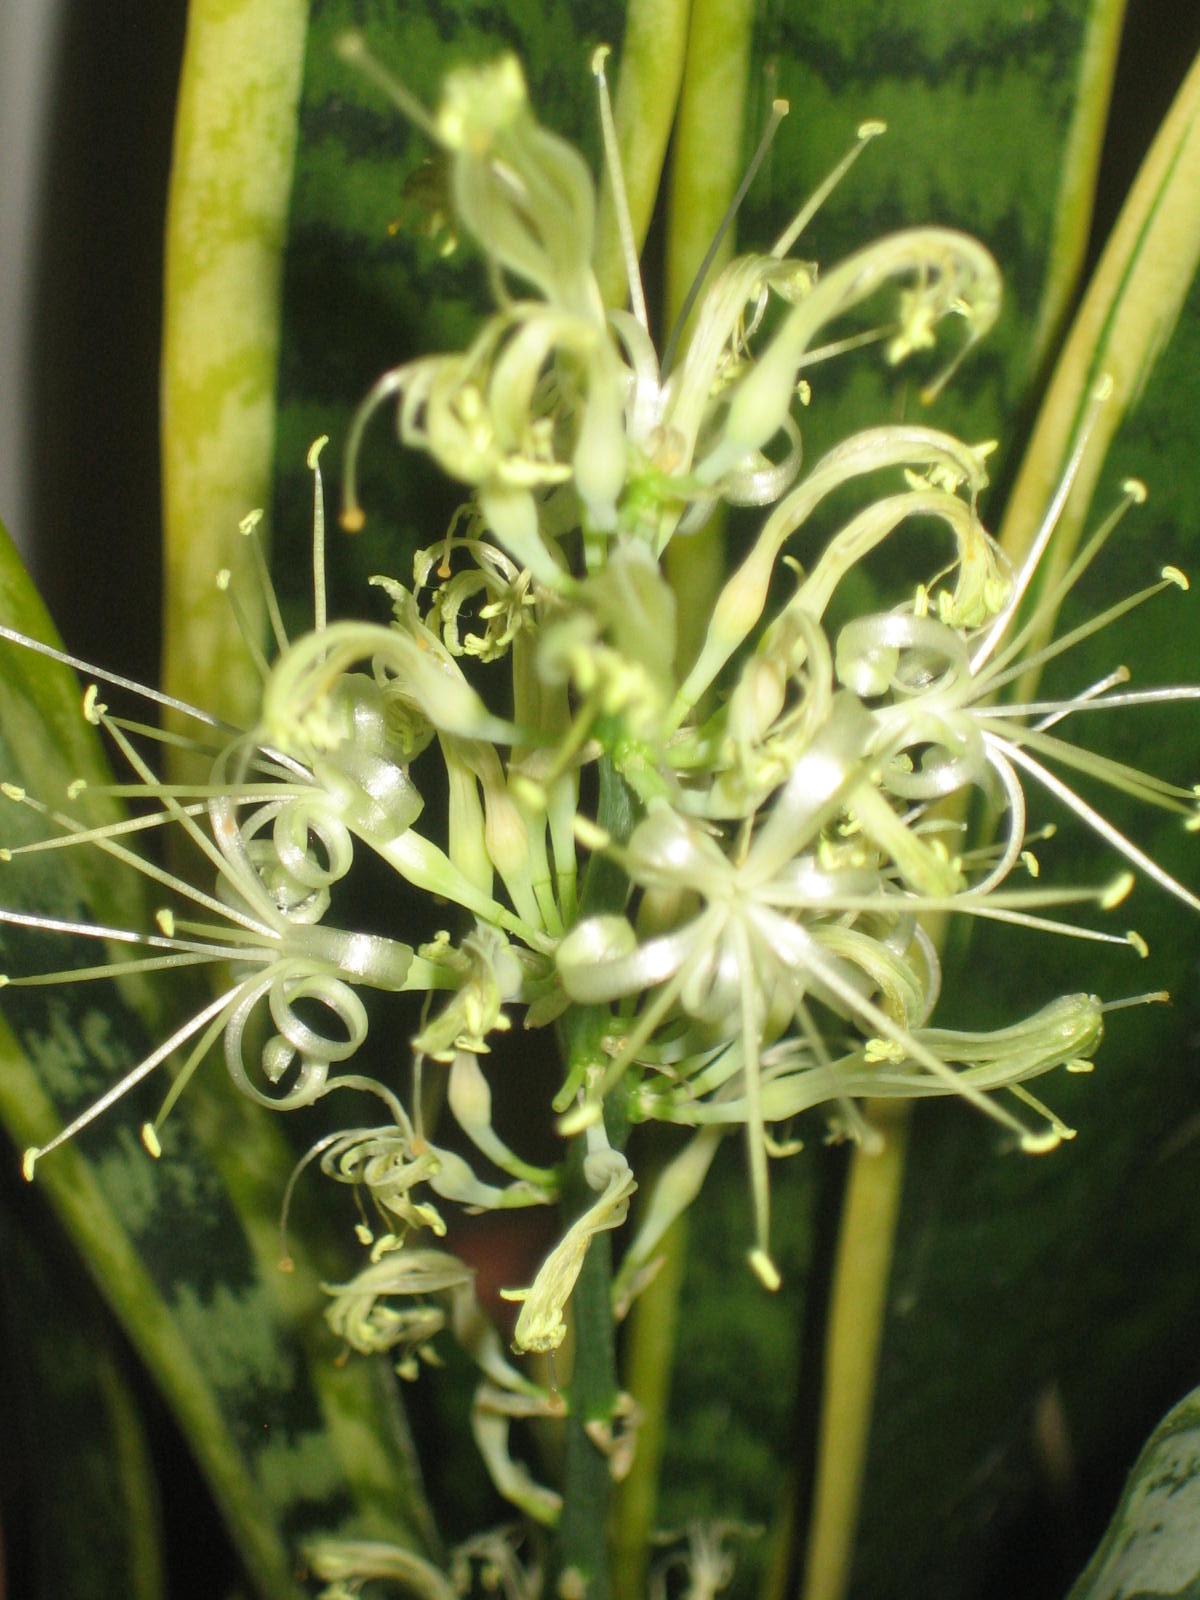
<box><xmin>573</xmin><ymin>816</ymin><xmax>611</xmax><ymax>852</ymax></box>
<box><xmin>1100</xmin><ymin>870</ymin><xmax>1135</xmax><ymax>910</ymax></box>
<box><xmin>748</xmin><ymin>1247</ymin><xmax>782</xmax><ymax>1291</ymax></box>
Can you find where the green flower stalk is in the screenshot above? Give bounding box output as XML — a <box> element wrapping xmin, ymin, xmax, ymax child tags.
<box><xmin>3</xmin><ymin>36</ymin><xmax>1200</xmax><ymax>1596</ymax></box>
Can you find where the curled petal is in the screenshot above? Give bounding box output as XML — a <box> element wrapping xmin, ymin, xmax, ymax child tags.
<box><xmin>223</xmin><ymin>960</ymin><xmax>372</xmax><ymax>1110</ymax></box>
<box><xmin>835</xmin><ymin>610</ymin><xmax>971</xmax><ymax>700</ymax></box>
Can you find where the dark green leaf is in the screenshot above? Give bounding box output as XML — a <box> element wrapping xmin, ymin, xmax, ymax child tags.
<box><xmin>0</xmin><ymin>1191</ymin><xmax>165</xmax><ymax>1600</ymax></box>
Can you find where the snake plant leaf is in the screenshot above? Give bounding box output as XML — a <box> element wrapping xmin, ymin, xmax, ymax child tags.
<box><xmin>847</xmin><ymin>63</ymin><xmax>1200</xmax><ymax>1600</ymax></box>
<box><xmin>0</xmin><ymin>1190</ymin><xmax>165</xmax><ymax>1600</ymax></box>
<box><xmin>1066</xmin><ymin>1382</ymin><xmax>1200</xmax><ymax>1600</ymax></box>
<box><xmin>0</xmin><ymin>516</ymin><xmax>435</xmax><ymax>1598</ymax></box>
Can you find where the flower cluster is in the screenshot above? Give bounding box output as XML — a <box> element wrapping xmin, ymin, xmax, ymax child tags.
<box><xmin>4</xmin><ymin>40</ymin><xmax>1199</xmax><ymax>1549</ymax></box>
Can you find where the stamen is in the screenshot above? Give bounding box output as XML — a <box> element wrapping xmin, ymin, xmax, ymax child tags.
<box><xmin>1008</xmin><ymin>1082</ymin><xmax>1075</xmax><ymax>1144</ymax></box>
<box><xmin>971</xmin><ymin>374</ymin><xmax>1113</xmax><ymax>675</ymax></box>
<box><xmin>591</xmin><ymin>46</ymin><xmax>648</xmax><ymax>334</ymax></box>
<box><xmin>22</xmin><ymin>988</ymin><xmax>237</xmax><ymax>1179</ymax></box>
<box><xmin>340</xmin><ymin>367</ymin><xmax>409</xmax><ymax>533</ymax></box>
<box><xmin>101</xmin><ymin>715</ymin><xmax>224</xmax><ymax>758</ymax></box>
<box><xmin>239</xmin><ymin>508</ymin><xmax>289</xmax><ymax>656</ymax></box>
<box><xmin>1023</xmin><ymin>666</ymin><xmax>1130</xmax><ymax>732</ymax></box>
<box><xmin>984</xmin><ymin>565</ymin><xmax>1180</xmax><ymax>703</ymax></box>
<box><xmin>2</xmin><ymin>952</ymin><xmax>230</xmax><ymax>986</ymax></box>
<box><xmin>309</xmin><ymin>436</ymin><xmax>330</xmax><ymax>634</ymax></box>
<box><xmin>795</xmin><ymin>996</ymin><xmax>880</xmax><ymax>1152</ymax></box>
<box><xmin>216</xmin><ymin>569</ymin><xmax>272</xmax><ymax>681</ymax></box>
<box><xmin>2</xmin><ymin>765</ymin><xmax>275</xmax><ymax>940</ymax></box>
<box><xmin>996</xmin><ymin>683</ymin><xmax>1200</xmax><ymax>731</ymax></box>
<box><xmin>772</xmin><ymin>118</ymin><xmax>886</xmax><ymax>259</ymax></box>
<box><xmin>147</xmin><ymin>1004</ymin><xmax>245</xmax><ymax>1137</ymax></box>
<box><xmin>0</xmin><ymin>903</ymin><xmax>229</xmax><ymax>956</ymax></box>
<box><xmin>795</xmin><ymin>326</ymin><xmax>892</xmax><ymax>371</ymax></box>
<box><xmin>95</xmin><ymin>709</ymin><xmax>279</xmax><ymax>930</ymax></box>
<box><xmin>998</xmin><ymin>736</ymin><xmax>1200</xmax><ymax>914</ymax></box>
<box><xmin>1101</xmin><ymin>872</ymin><xmax>1135</xmax><ymax>909</ymax></box>
<box><xmin>1101</xmin><ymin>989</ymin><xmax>1168</xmax><ymax>1012</ymax></box>
<box><xmin>334</xmin><ymin>32</ymin><xmax>440</xmax><ymax>143</ymax></box>
<box><xmin>0</xmin><ymin>624</ymin><xmax>237</xmax><ymax>733</ymax></box>
<box><xmin>731</xmin><ymin>917</ymin><xmax>773</xmax><ymax>1281</ymax></box>
<box><xmin>992</xmin><ymin>718</ymin><xmax>1197</xmax><ymax>811</ymax></box>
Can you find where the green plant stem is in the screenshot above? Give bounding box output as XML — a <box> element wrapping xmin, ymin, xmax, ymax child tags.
<box><xmin>594</xmin><ymin>0</ymin><xmax>691</xmax><ymax>312</ymax></box>
<box><xmin>558</xmin><ymin>1178</ymin><xmax>621</xmax><ymax>1600</ymax></box>
<box><xmin>1022</xmin><ymin>0</ymin><xmax>1129</xmax><ymax>386</ymax></box>
<box><xmin>799</xmin><ymin>1102</ymin><xmax>910</xmax><ymax>1600</ymax></box>
<box><xmin>553</xmin><ymin>1010</ymin><xmax>630</xmax><ymax>1600</ymax></box>
<box><xmin>161</xmin><ymin>0</ymin><xmax>308</xmax><ymax>742</ymax></box>
<box><xmin>663</xmin><ymin>0</ymin><xmax>756</xmax><ymax>670</ymax></box>
<box><xmin>605</xmin><ymin>18</ymin><xmax>763</xmax><ymax>1566</ymax></box>
<box><xmin>612</xmin><ymin>1206</ymin><xmax>688</xmax><ymax>1600</ymax></box>
<box><xmin>555</xmin><ymin>763</ymin><xmax>635</xmax><ymax>1597</ymax></box>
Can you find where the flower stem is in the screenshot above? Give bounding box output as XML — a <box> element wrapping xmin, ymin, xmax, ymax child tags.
<box><xmin>553</xmin><ymin>1008</ymin><xmax>631</xmax><ymax>1600</ymax></box>
<box><xmin>594</xmin><ymin>0</ymin><xmax>691</xmax><ymax>312</ymax></box>
<box><xmin>553</xmin><ymin>759</ymin><xmax>636</xmax><ymax>1597</ymax></box>
<box><xmin>662</xmin><ymin>0</ymin><xmax>757</xmax><ymax>671</ymax></box>
<box><xmin>161</xmin><ymin>0</ymin><xmax>308</xmax><ymax>744</ymax></box>
<box><xmin>557</xmin><ymin>1169</ymin><xmax>621</xmax><ymax>1600</ymax></box>
<box><xmin>799</xmin><ymin>1101</ymin><xmax>911</xmax><ymax>1600</ymax></box>
<box><xmin>612</xmin><ymin>1196</ymin><xmax>688</xmax><ymax>1600</ymax></box>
